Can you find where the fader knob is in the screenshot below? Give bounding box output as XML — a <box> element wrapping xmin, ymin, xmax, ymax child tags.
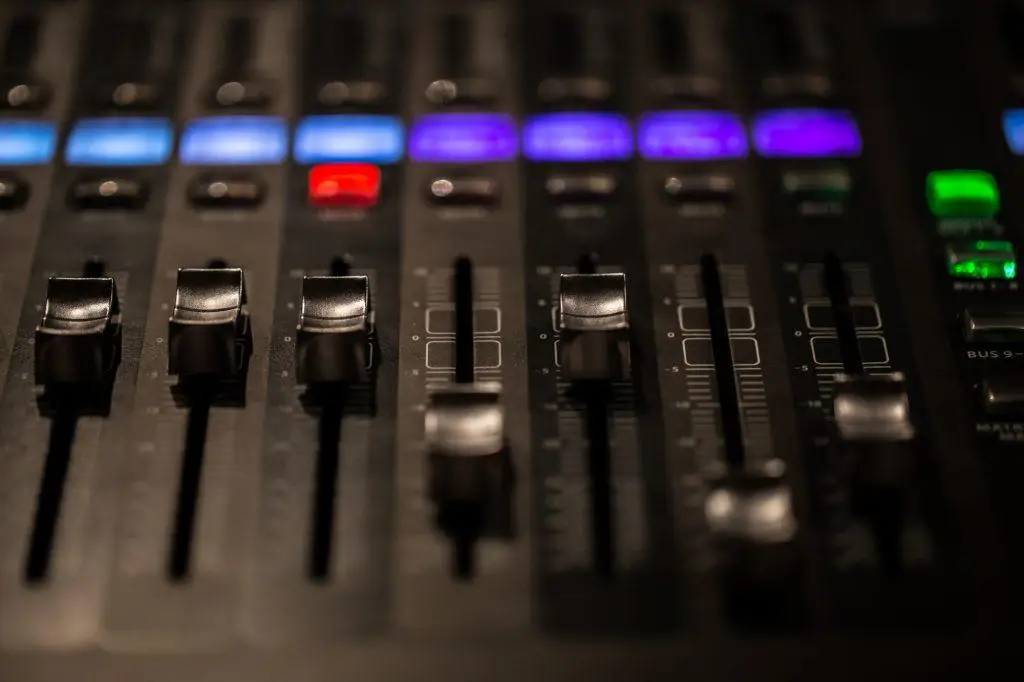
<box><xmin>556</xmin><ymin>272</ymin><xmax>631</xmax><ymax>381</ymax></box>
<box><xmin>425</xmin><ymin>384</ymin><xmax>508</xmax><ymax>508</ymax></box>
<box><xmin>295</xmin><ymin>275</ymin><xmax>370</xmax><ymax>384</ymax></box>
<box><xmin>167</xmin><ymin>267</ymin><xmax>250</xmax><ymax>378</ymax></box>
<box><xmin>833</xmin><ymin>372</ymin><xmax>916</xmax><ymax>489</ymax></box>
<box><xmin>34</xmin><ymin>276</ymin><xmax>121</xmax><ymax>386</ymax></box>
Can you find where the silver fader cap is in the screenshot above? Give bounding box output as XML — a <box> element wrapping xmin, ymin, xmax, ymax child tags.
<box><xmin>833</xmin><ymin>372</ymin><xmax>915</xmax><ymax>442</ymax></box>
<box><xmin>557</xmin><ymin>273</ymin><xmax>629</xmax><ymax>332</ymax></box>
<box><xmin>425</xmin><ymin>383</ymin><xmax>505</xmax><ymax>458</ymax></box>
<box><xmin>705</xmin><ymin>475</ymin><xmax>798</xmax><ymax>545</ymax></box>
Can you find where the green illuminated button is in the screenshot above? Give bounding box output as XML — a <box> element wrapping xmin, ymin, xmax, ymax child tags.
<box><xmin>947</xmin><ymin>240</ymin><xmax>1017</xmax><ymax>279</ymax></box>
<box><xmin>927</xmin><ymin>170</ymin><xmax>1000</xmax><ymax>217</ymax></box>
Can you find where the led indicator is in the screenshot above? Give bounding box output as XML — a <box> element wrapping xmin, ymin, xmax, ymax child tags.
<box><xmin>308</xmin><ymin>163</ymin><xmax>381</xmax><ymax>208</ymax></box>
<box><xmin>752</xmin><ymin>109</ymin><xmax>862</xmax><ymax>158</ymax></box>
<box><xmin>408</xmin><ymin>113</ymin><xmax>518</xmax><ymax>163</ymax></box>
<box><xmin>0</xmin><ymin>120</ymin><xmax>57</xmax><ymax>166</ymax></box>
<box><xmin>65</xmin><ymin>117</ymin><xmax>174</xmax><ymax>166</ymax></box>
<box><xmin>522</xmin><ymin>112</ymin><xmax>633</xmax><ymax>162</ymax></box>
<box><xmin>180</xmin><ymin>116</ymin><xmax>288</xmax><ymax>165</ymax></box>
<box><xmin>947</xmin><ymin>240</ymin><xmax>1017</xmax><ymax>280</ymax></box>
<box><xmin>927</xmin><ymin>169</ymin><xmax>1000</xmax><ymax>218</ymax></box>
<box><xmin>638</xmin><ymin>111</ymin><xmax>748</xmax><ymax>160</ymax></box>
<box><xmin>1003</xmin><ymin>109</ymin><xmax>1024</xmax><ymax>155</ymax></box>
<box><xmin>294</xmin><ymin>115</ymin><xmax>404</xmax><ymax>164</ymax></box>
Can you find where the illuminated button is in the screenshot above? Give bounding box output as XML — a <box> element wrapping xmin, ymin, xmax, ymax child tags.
<box><xmin>309</xmin><ymin>164</ymin><xmax>381</xmax><ymax>208</ymax></box>
<box><xmin>946</xmin><ymin>240</ymin><xmax>1017</xmax><ymax>280</ymax></box>
<box><xmin>927</xmin><ymin>170</ymin><xmax>1000</xmax><ymax>218</ymax></box>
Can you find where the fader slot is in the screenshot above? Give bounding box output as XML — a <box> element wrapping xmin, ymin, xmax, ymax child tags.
<box><xmin>699</xmin><ymin>254</ymin><xmax>746</xmax><ymax>469</ymax></box>
<box><xmin>167</xmin><ymin>383</ymin><xmax>212</xmax><ymax>581</ymax></box>
<box><xmin>823</xmin><ymin>252</ymin><xmax>864</xmax><ymax>374</ymax></box>
<box><xmin>577</xmin><ymin>255</ymin><xmax>614</xmax><ymax>576</ymax></box>
<box><xmin>453</xmin><ymin>256</ymin><xmax>475</xmax><ymax>385</ymax></box>
<box><xmin>24</xmin><ymin>404</ymin><xmax>78</xmax><ymax>583</ymax></box>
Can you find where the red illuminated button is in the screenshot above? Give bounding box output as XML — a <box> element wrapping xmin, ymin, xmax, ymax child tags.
<box><xmin>308</xmin><ymin>163</ymin><xmax>381</xmax><ymax>208</ymax></box>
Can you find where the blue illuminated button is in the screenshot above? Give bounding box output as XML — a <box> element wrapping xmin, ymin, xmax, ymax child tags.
<box><xmin>522</xmin><ymin>112</ymin><xmax>633</xmax><ymax>162</ymax></box>
<box><xmin>293</xmin><ymin>115</ymin><xmax>404</xmax><ymax>164</ymax></box>
<box><xmin>409</xmin><ymin>114</ymin><xmax>518</xmax><ymax>162</ymax></box>
<box><xmin>752</xmin><ymin>109</ymin><xmax>862</xmax><ymax>158</ymax></box>
<box><xmin>1003</xmin><ymin>109</ymin><xmax>1024</xmax><ymax>155</ymax></box>
<box><xmin>638</xmin><ymin>111</ymin><xmax>748</xmax><ymax>160</ymax></box>
<box><xmin>65</xmin><ymin>117</ymin><xmax>173</xmax><ymax>166</ymax></box>
<box><xmin>0</xmin><ymin>120</ymin><xmax>57</xmax><ymax>166</ymax></box>
<box><xmin>180</xmin><ymin>116</ymin><xmax>288</xmax><ymax>165</ymax></box>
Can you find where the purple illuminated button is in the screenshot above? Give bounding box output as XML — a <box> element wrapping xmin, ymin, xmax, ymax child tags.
<box><xmin>638</xmin><ymin>111</ymin><xmax>748</xmax><ymax>160</ymax></box>
<box><xmin>522</xmin><ymin>112</ymin><xmax>633</xmax><ymax>162</ymax></box>
<box><xmin>409</xmin><ymin>113</ymin><xmax>518</xmax><ymax>162</ymax></box>
<box><xmin>752</xmin><ymin>109</ymin><xmax>862</xmax><ymax>158</ymax></box>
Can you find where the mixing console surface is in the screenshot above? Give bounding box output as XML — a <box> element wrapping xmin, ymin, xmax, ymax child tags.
<box><xmin>0</xmin><ymin>0</ymin><xmax>1021</xmax><ymax>679</ymax></box>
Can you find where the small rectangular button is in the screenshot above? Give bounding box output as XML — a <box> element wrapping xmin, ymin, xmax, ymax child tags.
<box><xmin>782</xmin><ymin>166</ymin><xmax>847</xmax><ymax>199</ymax></box>
<box><xmin>69</xmin><ymin>178</ymin><xmax>148</xmax><ymax>210</ymax></box>
<box><xmin>546</xmin><ymin>173</ymin><xmax>617</xmax><ymax>202</ymax></box>
<box><xmin>309</xmin><ymin>163</ymin><xmax>381</xmax><ymax>208</ymax></box>
<box><xmin>664</xmin><ymin>173</ymin><xmax>734</xmax><ymax>203</ymax></box>
<box><xmin>188</xmin><ymin>175</ymin><xmax>265</xmax><ymax>208</ymax></box>
<box><xmin>0</xmin><ymin>80</ymin><xmax>50</xmax><ymax>111</ymax></box>
<box><xmin>964</xmin><ymin>308</ymin><xmax>1024</xmax><ymax>341</ymax></box>
<box><xmin>210</xmin><ymin>79</ymin><xmax>273</xmax><ymax>109</ymax></box>
<box><xmin>427</xmin><ymin>176</ymin><xmax>499</xmax><ymax>206</ymax></box>
<box><xmin>947</xmin><ymin>240</ymin><xmax>1017</xmax><ymax>280</ymax></box>
<box><xmin>981</xmin><ymin>377</ymin><xmax>1024</xmax><ymax>413</ymax></box>
<box><xmin>0</xmin><ymin>175</ymin><xmax>29</xmax><ymax>210</ymax></box>
<box><xmin>98</xmin><ymin>81</ymin><xmax>162</xmax><ymax>110</ymax></box>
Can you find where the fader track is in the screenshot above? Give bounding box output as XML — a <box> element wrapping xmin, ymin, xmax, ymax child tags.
<box><xmin>0</xmin><ymin>0</ymin><xmax>1021</xmax><ymax>680</ymax></box>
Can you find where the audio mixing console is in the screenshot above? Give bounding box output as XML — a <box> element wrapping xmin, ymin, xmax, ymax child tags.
<box><xmin>0</xmin><ymin>0</ymin><xmax>1022</xmax><ymax>679</ymax></box>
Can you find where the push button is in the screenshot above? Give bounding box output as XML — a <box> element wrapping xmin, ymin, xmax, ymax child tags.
<box><xmin>927</xmin><ymin>170</ymin><xmax>1000</xmax><ymax>218</ymax></box>
<box><xmin>963</xmin><ymin>308</ymin><xmax>1024</xmax><ymax>342</ymax></box>
<box><xmin>68</xmin><ymin>177</ymin><xmax>148</xmax><ymax>210</ymax></box>
<box><xmin>309</xmin><ymin>163</ymin><xmax>381</xmax><ymax>208</ymax></box>
<box><xmin>783</xmin><ymin>168</ymin><xmax>850</xmax><ymax>215</ymax></box>
<box><xmin>946</xmin><ymin>240</ymin><xmax>1017</xmax><ymax>280</ymax></box>
<box><xmin>664</xmin><ymin>173</ymin><xmax>734</xmax><ymax>204</ymax></box>
<box><xmin>188</xmin><ymin>174</ymin><xmax>265</xmax><ymax>209</ymax></box>
<box><xmin>98</xmin><ymin>81</ymin><xmax>162</xmax><ymax>110</ymax></box>
<box><xmin>0</xmin><ymin>175</ymin><xmax>29</xmax><ymax>210</ymax></box>
<box><xmin>981</xmin><ymin>376</ymin><xmax>1024</xmax><ymax>413</ymax></box>
<box><xmin>428</xmin><ymin>176</ymin><xmax>500</xmax><ymax>207</ymax></box>
<box><xmin>1</xmin><ymin>81</ymin><xmax>50</xmax><ymax>111</ymax></box>
<box><xmin>546</xmin><ymin>173</ymin><xmax>617</xmax><ymax>202</ymax></box>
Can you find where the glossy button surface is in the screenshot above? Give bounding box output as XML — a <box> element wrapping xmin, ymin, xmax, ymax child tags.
<box><xmin>308</xmin><ymin>163</ymin><xmax>381</xmax><ymax>208</ymax></box>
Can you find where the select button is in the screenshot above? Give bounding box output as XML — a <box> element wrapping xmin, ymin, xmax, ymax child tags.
<box><xmin>963</xmin><ymin>308</ymin><xmax>1024</xmax><ymax>342</ymax></box>
<box><xmin>981</xmin><ymin>376</ymin><xmax>1024</xmax><ymax>413</ymax></box>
